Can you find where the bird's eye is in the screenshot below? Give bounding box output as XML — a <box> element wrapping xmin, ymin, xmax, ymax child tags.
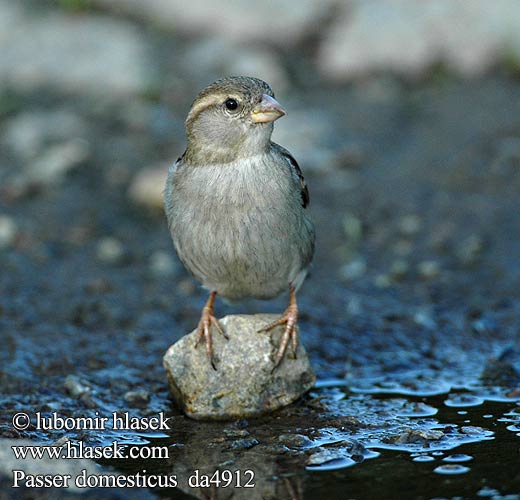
<box><xmin>224</xmin><ymin>98</ymin><xmax>239</xmax><ymax>111</ymax></box>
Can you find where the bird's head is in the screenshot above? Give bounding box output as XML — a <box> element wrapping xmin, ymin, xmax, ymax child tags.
<box><xmin>185</xmin><ymin>76</ymin><xmax>285</xmax><ymax>163</ymax></box>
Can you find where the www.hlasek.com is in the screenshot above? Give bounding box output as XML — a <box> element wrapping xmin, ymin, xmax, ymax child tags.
<box><xmin>10</xmin><ymin>410</ymin><xmax>256</xmax><ymax>489</ymax></box>
<box><xmin>11</xmin><ymin>439</ymin><xmax>169</xmax><ymax>461</ymax></box>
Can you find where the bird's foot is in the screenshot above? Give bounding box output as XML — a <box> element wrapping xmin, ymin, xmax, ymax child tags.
<box><xmin>258</xmin><ymin>288</ymin><xmax>298</xmax><ymax>369</ymax></box>
<box><xmin>195</xmin><ymin>292</ymin><xmax>228</xmax><ymax>370</ymax></box>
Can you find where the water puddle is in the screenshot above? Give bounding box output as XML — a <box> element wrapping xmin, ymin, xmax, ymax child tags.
<box><xmin>88</xmin><ymin>378</ymin><xmax>520</xmax><ymax>499</ymax></box>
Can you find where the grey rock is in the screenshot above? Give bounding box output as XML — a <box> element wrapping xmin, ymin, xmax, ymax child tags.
<box><xmin>96</xmin><ymin>237</ymin><xmax>125</xmax><ymax>264</ymax></box>
<box><xmin>417</xmin><ymin>260</ymin><xmax>441</xmax><ymax>279</ymax></box>
<box><xmin>390</xmin><ymin>428</ymin><xmax>444</xmax><ymax>445</ymax></box>
<box><xmin>307</xmin><ymin>443</ymin><xmax>357</xmax><ymax>467</ymax></box>
<box><xmin>64</xmin><ymin>374</ymin><xmax>90</xmax><ymax>398</ymax></box>
<box><xmin>28</xmin><ymin>140</ymin><xmax>89</xmax><ymax>184</ymax></box>
<box><xmin>124</xmin><ymin>390</ymin><xmax>150</xmax><ymax>408</ymax></box>
<box><xmin>398</xmin><ymin>214</ymin><xmax>422</xmax><ymax>236</ymax></box>
<box><xmin>0</xmin><ymin>0</ymin><xmax>153</xmax><ymax>95</ymax></box>
<box><xmin>5</xmin><ymin>139</ymin><xmax>89</xmax><ymax>198</ymax></box>
<box><xmin>461</xmin><ymin>426</ymin><xmax>486</xmax><ymax>435</ymax></box>
<box><xmin>413</xmin><ymin>308</ymin><xmax>437</xmax><ymax>329</ymax></box>
<box><xmin>318</xmin><ymin>0</ymin><xmax>520</xmax><ymax>81</ymax></box>
<box><xmin>457</xmin><ymin>234</ymin><xmax>484</xmax><ymax>264</ymax></box>
<box><xmin>223</xmin><ymin>428</ymin><xmax>250</xmax><ymax>438</ymax></box>
<box><xmin>3</xmin><ymin>110</ymin><xmax>87</xmax><ymax>160</ymax></box>
<box><xmin>389</xmin><ymin>259</ymin><xmax>409</xmax><ymax>280</ymax></box>
<box><xmin>340</xmin><ymin>258</ymin><xmax>367</xmax><ymax>282</ymax></box>
<box><xmin>278</xmin><ymin>433</ymin><xmax>312</xmax><ymax>447</ymax></box>
<box><xmin>0</xmin><ymin>215</ymin><xmax>17</xmax><ymax>249</ymax></box>
<box><xmin>374</xmin><ymin>273</ymin><xmax>392</xmax><ymax>288</ymax></box>
<box><xmin>181</xmin><ymin>38</ymin><xmax>289</xmax><ymax>92</ymax></box>
<box><xmin>2</xmin><ymin>110</ymin><xmax>90</xmax><ymax>196</ymax></box>
<box><xmin>163</xmin><ymin>314</ymin><xmax>315</xmax><ymax>420</ymax></box>
<box><xmin>229</xmin><ymin>437</ymin><xmax>259</xmax><ymax>450</ymax></box>
<box><xmin>92</xmin><ymin>0</ymin><xmax>336</xmax><ymax>44</ymax></box>
<box><xmin>127</xmin><ymin>163</ymin><xmax>169</xmax><ymax>211</ymax></box>
<box><xmin>149</xmin><ymin>250</ymin><xmax>178</xmax><ymax>278</ymax></box>
<box><xmin>342</xmin><ymin>212</ymin><xmax>363</xmax><ymax>243</ymax></box>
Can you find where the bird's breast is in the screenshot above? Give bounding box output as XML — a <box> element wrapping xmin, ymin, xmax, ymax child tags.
<box><xmin>166</xmin><ymin>154</ymin><xmax>309</xmax><ymax>299</ymax></box>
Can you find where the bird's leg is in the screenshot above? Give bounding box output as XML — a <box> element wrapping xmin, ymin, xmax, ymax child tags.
<box><xmin>258</xmin><ymin>286</ymin><xmax>299</xmax><ymax>368</ymax></box>
<box><xmin>195</xmin><ymin>291</ymin><xmax>227</xmax><ymax>370</ymax></box>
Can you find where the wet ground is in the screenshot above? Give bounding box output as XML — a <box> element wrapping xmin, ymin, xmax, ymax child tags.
<box><xmin>1</xmin><ymin>9</ymin><xmax>520</xmax><ymax>496</ymax></box>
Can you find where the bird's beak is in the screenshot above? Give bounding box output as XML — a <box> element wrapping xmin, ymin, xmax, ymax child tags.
<box><xmin>251</xmin><ymin>94</ymin><xmax>286</xmax><ymax>123</ymax></box>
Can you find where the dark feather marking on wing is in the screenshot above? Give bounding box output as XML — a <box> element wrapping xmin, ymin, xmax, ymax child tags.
<box><xmin>176</xmin><ymin>150</ymin><xmax>186</xmax><ymax>164</ymax></box>
<box><xmin>275</xmin><ymin>145</ymin><xmax>309</xmax><ymax>208</ymax></box>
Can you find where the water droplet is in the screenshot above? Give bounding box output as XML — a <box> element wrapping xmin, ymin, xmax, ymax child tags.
<box><xmin>413</xmin><ymin>455</ymin><xmax>435</xmax><ymax>462</ymax></box>
<box><xmin>397</xmin><ymin>402</ymin><xmax>438</xmax><ymax>417</ymax></box>
<box><xmin>444</xmin><ymin>394</ymin><xmax>484</xmax><ymax>407</ymax></box>
<box><xmin>434</xmin><ymin>464</ymin><xmax>471</xmax><ymax>475</ymax></box>
<box><xmin>476</xmin><ymin>486</ymin><xmax>501</xmax><ymax>497</ymax></box>
<box><xmin>306</xmin><ymin>457</ymin><xmax>357</xmax><ymax>471</ymax></box>
<box><xmin>443</xmin><ymin>454</ymin><xmax>473</xmax><ymax>463</ymax></box>
<box><xmin>314</xmin><ymin>379</ymin><xmax>348</xmax><ymax>389</ymax></box>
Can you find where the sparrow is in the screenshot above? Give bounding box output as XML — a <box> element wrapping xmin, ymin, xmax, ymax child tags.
<box><xmin>164</xmin><ymin>76</ymin><xmax>315</xmax><ymax>369</ymax></box>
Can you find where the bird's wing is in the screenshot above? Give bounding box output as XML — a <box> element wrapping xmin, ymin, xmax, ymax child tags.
<box><xmin>169</xmin><ymin>151</ymin><xmax>186</xmax><ymax>176</ymax></box>
<box><xmin>272</xmin><ymin>143</ymin><xmax>309</xmax><ymax>208</ymax></box>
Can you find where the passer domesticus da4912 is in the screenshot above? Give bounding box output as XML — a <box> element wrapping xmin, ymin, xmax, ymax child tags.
<box><xmin>164</xmin><ymin>76</ymin><xmax>315</xmax><ymax>369</ymax></box>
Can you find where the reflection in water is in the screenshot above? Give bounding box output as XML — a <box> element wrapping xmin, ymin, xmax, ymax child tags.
<box><xmin>99</xmin><ymin>381</ymin><xmax>520</xmax><ymax>499</ymax></box>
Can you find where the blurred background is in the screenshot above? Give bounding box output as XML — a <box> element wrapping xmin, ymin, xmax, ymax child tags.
<box><xmin>1</xmin><ymin>0</ymin><xmax>520</xmax><ymax>497</ymax></box>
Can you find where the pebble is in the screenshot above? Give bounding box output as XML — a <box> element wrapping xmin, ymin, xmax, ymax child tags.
<box><xmin>417</xmin><ymin>260</ymin><xmax>441</xmax><ymax>279</ymax></box>
<box><xmin>96</xmin><ymin>237</ymin><xmax>125</xmax><ymax>264</ymax></box>
<box><xmin>0</xmin><ymin>215</ymin><xmax>17</xmax><ymax>249</ymax></box>
<box><xmin>374</xmin><ymin>274</ymin><xmax>392</xmax><ymax>288</ymax></box>
<box><xmin>123</xmin><ymin>390</ymin><xmax>150</xmax><ymax>408</ymax></box>
<box><xmin>457</xmin><ymin>234</ymin><xmax>484</xmax><ymax>264</ymax></box>
<box><xmin>340</xmin><ymin>258</ymin><xmax>367</xmax><ymax>281</ymax></box>
<box><xmin>223</xmin><ymin>429</ymin><xmax>250</xmax><ymax>438</ymax></box>
<box><xmin>398</xmin><ymin>214</ymin><xmax>422</xmax><ymax>236</ymax></box>
<box><xmin>127</xmin><ymin>164</ymin><xmax>169</xmax><ymax>211</ymax></box>
<box><xmin>64</xmin><ymin>375</ymin><xmax>90</xmax><ymax>398</ymax></box>
<box><xmin>149</xmin><ymin>250</ymin><xmax>177</xmax><ymax>277</ymax></box>
<box><xmin>391</xmin><ymin>429</ymin><xmax>444</xmax><ymax>444</ymax></box>
<box><xmin>26</xmin><ymin>140</ymin><xmax>89</xmax><ymax>186</ymax></box>
<box><xmin>278</xmin><ymin>433</ymin><xmax>312</xmax><ymax>448</ymax></box>
<box><xmin>3</xmin><ymin>110</ymin><xmax>87</xmax><ymax>160</ymax></box>
<box><xmin>389</xmin><ymin>259</ymin><xmax>409</xmax><ymax>280</ymax></box>
<box><xmin>230</xmin><ymin>438</ymin><xmax>259</xmax><ymax>450</ymax></box>
<box><xmin>342</xmin><ymin>213</ymin><xmax>363</xmax><ymax>242</ymax></box>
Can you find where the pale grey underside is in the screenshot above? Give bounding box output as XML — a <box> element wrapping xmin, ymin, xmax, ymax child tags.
<box><xmin>164</xmin><ymin>149</ymin><xmax>315</xmax><ymax>301</ymax></box>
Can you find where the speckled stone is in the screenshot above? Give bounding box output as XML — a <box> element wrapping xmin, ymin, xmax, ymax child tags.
<box><xmin>163</xmin><ymin>314</ymin><xmax>315</xmax><ymax>420</ymax></box>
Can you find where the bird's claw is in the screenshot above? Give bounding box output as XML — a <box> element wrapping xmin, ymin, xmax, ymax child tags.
<box><xmin>259</xmin><ymin>299</ymin><xmax>299</xmax><ymax>370</ymax></box>
<box><xmin>195</xmin><ymin>292</ymin><xmax>227</xmax><ymax>370</ymax></box>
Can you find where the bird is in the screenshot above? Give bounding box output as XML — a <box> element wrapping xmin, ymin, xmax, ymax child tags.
<box><xmin>164</xmin><ymin>76</ymin><xmax>315</xmax><ymax>370</ymax></box>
